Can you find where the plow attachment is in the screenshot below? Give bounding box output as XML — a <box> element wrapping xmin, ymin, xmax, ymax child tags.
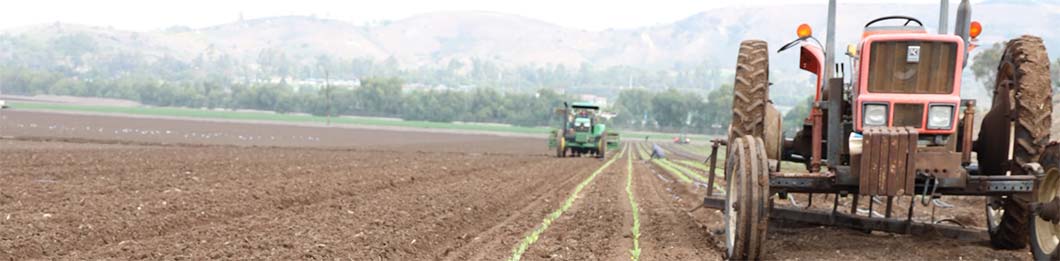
<box><xmin>606</xmin><ymin>132</ymin><xmax>620</xmax><ymax>150</ymax></box>
<box><xmin>702</xmin><ymin>196</ymin><xmax>988</xmax><ymax>241</ymax></box>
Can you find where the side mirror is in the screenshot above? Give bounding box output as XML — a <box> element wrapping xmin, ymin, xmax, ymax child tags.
<box><xmin>845</xmin><ymin>44</ymin><xmax>858</xmax><ymax>58</ymax></box>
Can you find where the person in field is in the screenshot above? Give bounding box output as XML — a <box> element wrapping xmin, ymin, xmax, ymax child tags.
<box><xmin>650</xmin><ymin>144</ymin><xmax>666</xmax><ymax>159</ymax></box>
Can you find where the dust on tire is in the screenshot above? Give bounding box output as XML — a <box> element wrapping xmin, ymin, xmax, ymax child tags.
<box><xmin>730</xmin><ymin>40</ymin><xmax>770</xmax><ymax>144</ymax></box>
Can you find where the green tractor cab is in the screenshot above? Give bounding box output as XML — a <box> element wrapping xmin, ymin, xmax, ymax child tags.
<box><xmin>548</xmin><ymin>102</ymin><xmax>620</xmax><ymax>158</ymax></box>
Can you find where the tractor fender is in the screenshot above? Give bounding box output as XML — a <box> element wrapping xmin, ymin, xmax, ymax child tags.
<box><xmin>800</xmin><ymin>44</ymin><xmax>826</xmax><ymax>102</ymax></box>
<box><xmin>593</xmin><ymin>124</ymin><xmax>607</xmax><ymax>136</ymax></box>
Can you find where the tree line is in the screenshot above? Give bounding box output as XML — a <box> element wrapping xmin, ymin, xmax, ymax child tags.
<box><xmin>2</xmin><ymin>63</ymin><xmax>749</xmax><ymax>131</ymax></box>
<box><xmin>0</xmin><ymin>66</ymin><xmax>579</xmax><ymax>127</ymax></box>
<box><xmin>610</xmin><ymin>85</ymin><xmax>735</xmax><ymax>135</ymax></box>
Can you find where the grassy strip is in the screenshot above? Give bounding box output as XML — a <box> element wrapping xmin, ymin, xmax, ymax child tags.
<box><xmin>674</xmin><ymin>159</ymin><xmax>709</xmax><ymax>171</ymax></box>
<box><xmin>673</xmin><ymin>147</ymin><xmax>804</xmax><ymax>173</ymax></box>
<box><xmin>636</xmin><ymin>143</ymin><xmax>651</xmax><ymax>161</ymax></box>
<box><xmin>674</xmin><ymin>160</ymin><xmax>724</xmax><ymax>178</ymax></box>
<box><xmin>625</xmin><ymin>147</ymin><xmax>642</xmax><ymax>261</ymax></box>
<box><xmin>9</xmin><ymin>101</ymin><xmax>551</xmax><ymax>135</ymax></box>
<box><xmin>683</xmin><ymin>145</ymin><xmax>711</xmax><ymax>156</ymax></box>
<box><xmin>509</xmin><ymin>145</ymin><xmax>626</xmax><ymax>261</ymax></box>
<box><xmin>652</xmin><ymin>158</ymin><xmax>725</xmax><ymax>193</ymax></box>
<box><xmin>649</xmin><ymin>158</ymin><xmax>692</xmax><ymax>183</ymax></box>
<box><xmin>679</xmin><ymin>144</ymin><xmax>729</xmax><ymax>165</ymax></box>
<box><xmin>623</xmin><ymin>131</ymin><xmax>716</xmax><ymax>142</ymax></box>
<box><xmin>662</xmin><ymin>159</ymin><xmax>710</xmax><ymax>183</ymax></box>
<box><xmin>682</xmin><ymin>144</ymin><xmax>725</xmax><ymax>157</ymax></box>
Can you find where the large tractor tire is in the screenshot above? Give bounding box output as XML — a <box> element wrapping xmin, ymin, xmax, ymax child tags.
<box><xmin>724</xmin><ymin>136</ymin><xmax>771</xmax><ymax>260</ymax></box>
<box><xmin>730</xmin><ymin>40</ymin><xmax>781</xmax><ymax>163</ymax></box>
<box><xmin>598</xmin><ymin>133</ymin><xmax>607</xmax><ymax>159</ymax></box>
<box><xmin>764</xmin><ymin>105</ymin><xmax>782</xmax><ymax>163</ymax></box>
<box><xmin>556</xmin><ymin>132</ymin><xmax>567</xmax><ymax>158</ymax></box>
<box><xmin>978</xmin><ymin>35</ymin><xmax>1053</xmax><ymax>250</ymax></box>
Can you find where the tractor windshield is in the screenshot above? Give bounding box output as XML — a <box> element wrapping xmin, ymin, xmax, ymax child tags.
<box><xmin>866</xmin><ymin>40</ymin><xmax>957</xmax><ymax>94</ymax></box>
<box><xmin>573</xmin><ymin>117</ymin><xmax>592</xmax><ymax>131</ymax></box>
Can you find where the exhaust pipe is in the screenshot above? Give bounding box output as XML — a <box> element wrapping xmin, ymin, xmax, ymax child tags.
<box><xmin>824</xmin><ymin>0</ymin><xmax>841</xmax><ymax>167</ymax></box>
<box><xmin>938</xmin><ymin>0</ymin><xmax>949</xmax><ymax>34</ymax></box>
<box><xmin>954</xmin><ymin>0</ymin><xmax>972</xmax><ymax>66</ymax></box>
<box><xmin>824</xmin><ymin>0</ymin><xmax>836</xmax><ymax>83</ymax></box>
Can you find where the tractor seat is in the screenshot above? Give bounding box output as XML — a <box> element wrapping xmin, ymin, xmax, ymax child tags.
<box><xmin>863</xmin><ymin>25</ymin><xmax>927</xmax><ymax>38</ymax></box>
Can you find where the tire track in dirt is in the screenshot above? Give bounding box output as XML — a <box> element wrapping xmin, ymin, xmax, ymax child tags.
<box><xmin>519</xmin><ymin>146</ymin><xmax>628</xmax><ymax>260</ymax></box>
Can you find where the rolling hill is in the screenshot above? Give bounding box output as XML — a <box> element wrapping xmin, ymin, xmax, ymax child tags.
<box><xmin>2</xmin><ymin>1</ymin><xmax>1058</xmax><ymax>90</ymax></box>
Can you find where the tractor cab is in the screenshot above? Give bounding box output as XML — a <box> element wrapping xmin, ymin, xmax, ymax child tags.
<box><xmin>572</xmin><ymin>117</ymin><xmax>592</xmax><ymax>132</ymax></box>
<box><xmin>568</xmin><ymin>102</ymin><xmax>599</xmax><ymax>132</ymax></box>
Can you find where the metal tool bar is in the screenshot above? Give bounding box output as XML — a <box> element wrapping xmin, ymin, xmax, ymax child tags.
<box><xmin>702</xmin><ymin>196</ymin><xmax>987</xmax><ymax>241</ymax></box>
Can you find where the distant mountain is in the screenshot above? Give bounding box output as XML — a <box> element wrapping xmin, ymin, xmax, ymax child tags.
<box><xmin>3</xmin><ymin>2</ymin><xmax>1059</xmax><ymax>78</ymax></box>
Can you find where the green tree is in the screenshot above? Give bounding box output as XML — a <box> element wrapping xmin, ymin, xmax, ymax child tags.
<box><xmin>702</xmin><ymin>84</ymin><xmax>733</xmax><ymax>134</ymax></box>
<box><xmin>1053</xmin><ymin>58</ymin><xmax>1059</xmax><ymax>91</ymax></box>
<box><xmin>971</xmin><ymin>42</ymin><xmax>1005</xmax><ymax>96</ymax></box>
<box><xmin>613</xmin><ymin>88</ymin><xmax>655</xmax><ymax>129</ymax></box>
<box><xmin>782</xmin><ymin>96</ymin><xmax>814</xmax><ymax>136</ymax></box>
<box><xmin>651</xmin><ymin>88</ymin><xmax>701</xmax><ymax>130</ymax></box>
<box><xmin>355</xmin><ymin>77</ymin><xmax>404</xmax><ymax>116</ymax></box>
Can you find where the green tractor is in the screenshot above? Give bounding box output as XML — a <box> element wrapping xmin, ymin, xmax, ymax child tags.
<box><xmin>549</xmin><ymin>102</ymin><xmax>620</xmax><ymax>158</ymax></box>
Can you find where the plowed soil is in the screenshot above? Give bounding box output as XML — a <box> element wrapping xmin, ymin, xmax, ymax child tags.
<box><xmin>0</xmin><ymin>110</ymin><xmax>1038</xmax><ymax>260</ymax></box>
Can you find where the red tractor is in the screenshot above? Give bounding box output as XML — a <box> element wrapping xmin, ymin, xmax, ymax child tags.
<box><xmin>703</xmin><ymin>0</ymin><xmax>1060</xmax><ymax>259</ymax></box>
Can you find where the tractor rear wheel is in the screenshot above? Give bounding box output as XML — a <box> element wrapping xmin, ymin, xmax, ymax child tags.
<box><xmin>723</xmin><ymin>135</ymin><xmax>771</xmax><ymax>260</ymax></box>
<box><xmin>978</xmin><ymin>35</ymin><xmax>1053</xmax><ymax>250</ymax></box>
<box><xmin>730</xmin><ymin>40</ymin><xmax>780</xmax><ymax>163</ymax></box>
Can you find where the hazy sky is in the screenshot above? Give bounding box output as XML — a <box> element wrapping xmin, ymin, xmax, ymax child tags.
<box><xmin>1</xmin><ymin>0</ymin><xmax>973</xmax><ymax>31</ymax></box>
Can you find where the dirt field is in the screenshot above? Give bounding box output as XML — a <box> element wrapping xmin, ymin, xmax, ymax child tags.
<box><xmin>0</xmin><ymin>110</ymin><xmax>1034</xmax><ymax>260</ymax></box>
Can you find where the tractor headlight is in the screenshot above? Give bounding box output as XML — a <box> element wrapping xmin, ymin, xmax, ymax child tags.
<box><xmin>863</xmin><ymin>104</ymin><xmax>888</xmax><ymax>127</ymax></box>
<box><xmin>927</xmin><ymin>105</ymin><xmax>955</xmax><ymax>129</ymax></box>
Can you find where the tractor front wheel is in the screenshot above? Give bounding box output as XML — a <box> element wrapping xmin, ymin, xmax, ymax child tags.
<box><xmin>1031</xmin><ymin>167</ymin><xmax>1060</xmax><ymax>260</ymax></box>
<box><xmin>556</xmin><ymin>131</ymin><xmax>568</xmax><ymax>158</ymax></box>
<box><xmin>598</xmin><ymin>133</ymin><xmax>607</xmax><ymax>159</ymax></box>
<box><xmin>978</xmin><ymin>35</ymin><xmax>1053</xmax><ymax>250</ymax></box>
<box><xmin>723</xmin><ymin>135</ymin><xmax>771</xmax><ymax>260</ymax></box>
<box><xmin>1030</xmin><ymin>143</ymin><xmax>1060</xmax><ymax>260</ymax></box>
